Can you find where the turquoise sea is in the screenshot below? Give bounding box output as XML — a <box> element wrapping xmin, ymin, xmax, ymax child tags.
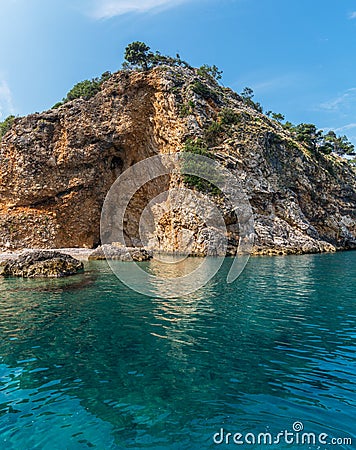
<box><xmin>0</xmin><ymin>252</ymin><xmax>355</xmax><ymax>449</ymax></box>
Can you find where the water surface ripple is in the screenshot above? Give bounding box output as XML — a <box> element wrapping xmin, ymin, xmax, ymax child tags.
<box><xmin>0</xmin><ymin>252</ymin><xmax>355</xmax><ymax>449</ymax></box>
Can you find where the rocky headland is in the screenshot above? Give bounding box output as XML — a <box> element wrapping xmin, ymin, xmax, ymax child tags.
<box><xmin>0</xmin><ymin>63</ymin><xmax>355</xmax><ymax>256</ymax></box>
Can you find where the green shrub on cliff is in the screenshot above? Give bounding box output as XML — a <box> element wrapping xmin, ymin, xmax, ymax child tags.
<box><xmin>181</xmin><ymin>139</ymin><xmax>221</xmax><ymax>195</ymax></box>
<box><xmin>321</xmin><ymin>131</ymin><xmax>355</xmax><ymax>156</ymax></box>
<box><xmin>240</xmin><ymin>87</ymin><xmax>263</xmax><ymax>112</ymax></box>
<box><xmin>53</xmin><ymin>72</ymin><xmax>111</xmax><ymax>108</ymax></box>
<box><xmin>0</xmin><ymin>115</ymin><xmax>15</xmax><ymax>139</ymax></box>
<box><xmin>284</xmin><ymin>122</ymin><xmax>355</xmax><ymax>156</ymax></box>
<box><xmin>122</xmin><ymin>42</ymin><xmax>191</xmax><ymax>71</ymax></box>
<box><xmin>219</xmin><ymin>108</ymin><xmax>240</xmax><ymax>125</ymax></box>
<box><xmin>179</xmin><ymin>100</ymin><xmax>195</xmax><ymax>117</ymax></box>
<box><xmin>205</xmin><ymin>108</ymin><xmax>240</xmax><ymax>145</ymax></box>
<box><xmin>197</xmin><ymin>64</ymin><xmax>223</xmax><ymax>82</ymax></box>
<box><xmin>191</xmin><ymin>81</ymin><xmax>218</xmax><ymax>101</ymax></box>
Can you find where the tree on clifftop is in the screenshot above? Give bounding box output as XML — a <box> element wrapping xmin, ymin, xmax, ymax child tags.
<box><xmin>123</xmin><ymin>41</ymin><xmax>153</xmax><ymax>70</ymax></box>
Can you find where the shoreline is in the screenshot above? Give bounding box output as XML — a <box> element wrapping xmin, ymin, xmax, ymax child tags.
<box><xmin>0</xmin><ymin>246</ymin><xmax>353</xmax><ymax>263</ymax></box>
<box><xmin>0</xmin><ymin>248</ymin><xmax>94</xmax><ymax>262</ymax></box>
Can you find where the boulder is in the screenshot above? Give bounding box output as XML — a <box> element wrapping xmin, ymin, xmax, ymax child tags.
<box><xmin>88</xmin><ymin>244</ymin><xmax>152</xmax><ymax>262</ymax></box>
<box><xmin>0</xmin><ymin>251</ymin><xmax>83</xmax><ymax>278</ymax></box>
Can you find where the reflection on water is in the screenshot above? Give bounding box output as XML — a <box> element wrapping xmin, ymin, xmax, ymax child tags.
<box><xmin>147</xmin><ymin>255</ymin><xmax>204</xmax><ymax>278</ymax></box>
<box><xmin>0</xmin><ymin>253</ymin><xmax>355</xmax><ymax>449</ymax></box>
<box><xmin>107</xmin><ymin>256</ymin><xmax>225</xmax><ymax>298</ymax></box>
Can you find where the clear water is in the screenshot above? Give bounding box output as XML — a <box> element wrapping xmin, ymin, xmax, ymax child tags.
<box><xmin>0</xmin><ymin>252</ymin><xmax>355</xmax><ymax>449</ymax></box>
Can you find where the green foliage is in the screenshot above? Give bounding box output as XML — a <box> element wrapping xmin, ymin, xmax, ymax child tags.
<box><xmin>253</xmin><ymin>102</ymin><xmax>263</xmax><ymax>113</ymax></box>
<box><xmin>53</xmin><ymin>72</ymin><xmax>111</xmax><ymax>108</ymax></box>
<box><xmin>52</xmin><ymin>72</ymin><xmax>111</xmax><ymax>109</ymax></box>
<box><xmin>182</xmin><ymin>138</ymin><xmax>210</xmax><ymax>156</ymax></box>
<box><xmin>293</xmin><ymin>123</ymin><xmax>322</xmax><ymax>151</ymax></box>
<box><xmin>191</xmin><ymin>81</ymin><xmax>217</xmax><ymax>100</ymax></box>
<box><xmin>271</xmin><ymin>112</ymin><xmax>285</xmax><ymax>122</ymax></box>
<box><xmin>197</xmin><ymin>64</ymin><xmax>223</xmax><ymax>81</ymax></box>
<box><xmin>0</xmin><ymin>115</ymin><xmax>15</xmax><ymax>139</ymax></box>
<box><xmin>283</xmin><ymin>121</ymin><xmax>294</xmax><ymax>130</ymax></box>
<box><xmin>124</xmin><ymin>41</ymin><xmax>152</xmax><ymax>70</ymax></box>
<box><xmin>205</xmin><ymin>121</ymin><xmax>224</xmax><ymax>145</ymax></box>
<box><xmin>320</xmin><ymin>131</ymin><xmax>355</xmax><ymax>155</ymax></box>
<box><xmin>180</xmin><ymin>139</ymin><xmax>221</xmax><ymax>195</ymax></box>
<box><xmin>266</xmin><ymin>111</ymin><xmax>285</xmax><ymax>122</ymax></box>
<box><xmin>240</xmin><ymin>87</ymin><xmax>254</xmax><ymax>101</ymax></box>
<box><xmin>66</xmin><ymin>79</ymin><xmax>101</xmax><ymax>101</ymax></box>
<box><xmin>266</xmin><ymin>111</ymin><xmax>354</xmax><ymax>156</ymax></box>
<box><xmin>219</xmin><ymin>108</ymin><xmax>239</xmax><ymax>125</ymax></box>
<box><xmin>240</xmin><ymin>87</ymin><xmax>263</xmax><ymax>112</ymax></box>
<box><xmin>207</xmin><ymin>120</ymin><xmax>224</xmax><ymax>135</ymax></box>
<box><xmin>205</xmin><ymin>108</ymin><xmax>240</xmax><ymax>145</ymax></box>
<box><xmin>284</xmin><ymin>122</ymin><xmax>355</xmax><ymax>156</ymax></box>
<box><xmin>206</xmin><ymin>108</ymin><xmax>239</xmax><ymax>143</ymax></box>
<box><xmin>179</xmin><ymin>100</ymin><xmax>195</xmax><ymax>117</ymax></box>
<box><xmin>123</xmin><ymin>42</ymin><xmax>191</xmax><ymax>71</ymax></box>
<box><xmin>151</xmin><ymin>51</ymin><xmax>190</xmax><ymax>68</ymax></box>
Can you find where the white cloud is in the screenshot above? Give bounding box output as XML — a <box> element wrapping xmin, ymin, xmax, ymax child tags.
<box><xmin>319</xmin><ymin>88</ymin><xmax>356</xmax><ymax>112</ymax></box>
<box><xmin>349</xmin><ymin>11</ymin><xmax>356</xmax><ymax>19</ymax></box>
<box><xmin>250</xmin><ymin>74</ymin><xmax>301</xmax><ymax>93</ymax></box>
<box><xmin>0</xmin><ymin>79</ymin><xmax>15</xmax><ymax>120</ymax></box>
<box><xmin>230</xmin><ymin>71</ymin><xmax>305</xmax><ymax>96</ymax></box>
<box><xmin>90</xmin><ymin>0</ymin><xmax>190</xmax><ymax>19</ymax></box>
<box><xmin>334</xmin><ymin>123</ymin><xmax>356</xmax><ymax>133</ymax></box>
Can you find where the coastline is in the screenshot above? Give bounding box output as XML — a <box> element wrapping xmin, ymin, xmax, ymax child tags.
<box><xmin>0</xmin><ymin>248</ymin><xmax>94</xmax><ymax>262</ymax></box>
<box><xmin>0</xmin><ymin>245</ymin><xmax>351</xmax><ymax>263</ymax></box>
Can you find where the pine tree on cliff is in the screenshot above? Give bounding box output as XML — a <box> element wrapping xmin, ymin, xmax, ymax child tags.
<box><xmin>123</xmin><ymin>41</ymin><xmax>153</xmax><ymax>70</ymax></box>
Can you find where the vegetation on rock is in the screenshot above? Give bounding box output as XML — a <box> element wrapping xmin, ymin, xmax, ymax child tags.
<box><xmin>0</xmin><ymin>115</ymin><xmax>15</xmax><ymax>140</ymax></box>
<box><xmin>191</xmin><ymin>80</ymin><xmax>218</xmax><ymax>100</ymax></box>
<box><xmin>181</xmin><ymin>139</ymin><xmax>221</xmax><ymax>195</ymax></box>
<box><xmin>240</xmin><ymin>87</ymin><xmax>263</xmax><ymax>113</ymax></box>
<box><xmin>47</xmin><ymin>41</ymin><xmax>355</xmax><ymax>161</ymax></box>
<box><xmin>53</xmin><ymin>71</ymin><xmax>111</xmax><ymax>108</ymax></box>
<box><xmin>1</xmin><ymin>43</ymin><xmax>355</xmax><ymax>255</ymax></box>
<box><xmin>122</xmin><ymin>41</ymin><xmax>191</xmax><ymax>71</ymax></box>
<box><xmin>197</xmin><ymin>64</ymin><xmax>223</xmax><ymax>82</ymax></box>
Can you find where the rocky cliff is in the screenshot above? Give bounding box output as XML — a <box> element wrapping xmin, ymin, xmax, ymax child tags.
<box><xmin>0</xmin><ymin>66</ymin><xmax>355</xmax><ymax>255</ymax></box>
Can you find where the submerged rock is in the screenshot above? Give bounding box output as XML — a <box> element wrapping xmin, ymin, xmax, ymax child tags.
<box><xmin>0</xmin><ymin>251</ymin><xmax>84</xmax><ymax>278</ymax></box>
<box><xmin>88</xmin><ymin>244</ymin><xmax>152</xmax><ymax>261</ymax></box>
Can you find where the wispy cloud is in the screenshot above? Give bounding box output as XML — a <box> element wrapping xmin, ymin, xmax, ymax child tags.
<box><xmin>90</xmin><ymin>0</ymin><xmax>191</xmax><ymax>19</ymax></box>
<box><xmin>334</xmin><ymin>123</ymin><xmax>356</xmax><ymax>133</ymax></box>
<box><xmin>251</xmin><ymin>74</ymin><xmax>301</xmax><ymax>93</ymax></box>
<box><xmin>0</xmin><ymin>79</ymin><xmax>15</xmax><ymax>120</ymax></box>
<box><xmin>319</xmin><ymin>88</ymin><xmax>356</xmax><ymax>112</ymax></box>
<box><xmin>230</xmin><ymin>72</ymin><xmax>303</xmax><ymax>95</ymax></box>
<box><xmin>349</xmin><ymin>11</ymin><xmax>356</xmax><ymax>19</ymax></box>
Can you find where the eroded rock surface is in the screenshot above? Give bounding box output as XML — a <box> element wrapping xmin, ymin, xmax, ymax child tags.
<box><xmin>88</xmin><ymin>244</ymin><xmax>152</xmax><ymax>261</ymax></box>
<box><xmin>0</xmin><ymin>251</ymin><xmax>83</xmax><ymax>278</ymax></box>
<box><xmin>0</xmin><ymin>66</ymin><xmax>355</xmax><ymax>255</ymax></box>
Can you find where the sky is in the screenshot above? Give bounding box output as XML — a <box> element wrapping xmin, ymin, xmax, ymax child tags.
<box><xmin>1</xmin><ymin>0</ymin><xmax>356</xmax><ymax>143</ymax></box>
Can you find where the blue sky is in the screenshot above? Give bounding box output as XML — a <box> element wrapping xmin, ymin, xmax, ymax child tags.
<box><xmin>1</xmin><ymin>0</ymin><xmax>356</xmax><ymax>143</ymax></box>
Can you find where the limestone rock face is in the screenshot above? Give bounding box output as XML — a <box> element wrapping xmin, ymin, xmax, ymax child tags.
<box><xmin>0</xmin><ymin>251</ymin><xmax>83</xmax><ymax>277</ymax></box>
<box><xmin>0</xmin><ymin>66</ymin><xmax>355</xmax><ymax>255</ymax></box>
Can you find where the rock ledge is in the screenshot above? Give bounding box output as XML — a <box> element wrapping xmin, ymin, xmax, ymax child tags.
<box><xmin>88</xmin><ymin>244</ymin><xmax>152</xmax><ymax>261</ymax></box>
<box><xmin>0</xmin><ymin>251</ymin><xmax>84</xmax><ymax>278</ymax></box>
